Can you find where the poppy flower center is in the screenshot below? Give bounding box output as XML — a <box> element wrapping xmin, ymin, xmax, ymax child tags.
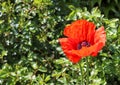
<box><xmin>77</xmin><ymin>41</ymin><xmax>90</xmax><ymax>50</ymax></box>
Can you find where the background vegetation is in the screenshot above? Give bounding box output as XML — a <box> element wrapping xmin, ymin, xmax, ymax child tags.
<box><xmin>0</xmin><ymin>0</ymin><xmax>120</xmax><ymax>85</ymax></box>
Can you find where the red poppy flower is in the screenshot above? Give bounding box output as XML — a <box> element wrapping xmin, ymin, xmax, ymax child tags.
<box><xmin>59</xmin><ymin>20</ymin><xmax>106</xmax><ymax>63</ymax></box>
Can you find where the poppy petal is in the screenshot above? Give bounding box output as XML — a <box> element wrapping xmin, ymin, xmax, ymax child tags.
<box><xmin>94</xmin><ymin>26</ymin><xmax>106</xmax><ymax>44</ymax></box>
<box><xmin>59</xmin><ymin>38</ymin><xmax>77</xmax><ymax>51</ymax></box>
<box><xmin>64</xmin><ymin>20</ymin><xmax>96</xmax><ymax>43</ymax></box>
<box><xmin>86</xmin><ymin>22</ymin><xmax>96</xmax><ymax>45</ymax></box>
<box><xmin>65</xmin><ymin>52</ymin><xmax>81</xmax><ymax>63</ymax></box>
<box><xmin>91</xmin><ymin>42</ymin><xmax>105</xmax><ymax>56</ymax></box>
<box><xmin>59</xmin><ymin>38</ymin><xmax>81</xmax><ymax>63</ymax></box>
<box><xmin>92</xmin><ymin>26</ymin><xmax>106</xmax><ymax>56</ymax></box>
<box><xmin>70</xmin><ymin>47</ymin><xmax>94</xmax><ymax>57</ymax></box>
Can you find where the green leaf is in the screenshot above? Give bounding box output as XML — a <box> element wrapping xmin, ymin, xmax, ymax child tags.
<box><xmin>68</xmin><ymin>5</ymin><xmax>75</xmax><ymax>10</ymax></box>
<box><xmin>38</xmin><ymin>66</ymin><xmax>47</xmax><ymax>72</ymax></box>
<box><xmin>67</xmin><ymin>10</ymin><xmax>77</xmax><ymax>20</ymax></box>
<box><xmin>54</xmin><ymin>58</ymin><xmax>69</xmax><ymax>65</ymax></box>
<box><xmin>31</xmin><ymin>62</ymin><xmax>38</xmax><ymax>69</ymax></box>
<box><xmin>45</xmin><ymin>75</ymin><xmax>51</xmax><ymax>82</ymax></box>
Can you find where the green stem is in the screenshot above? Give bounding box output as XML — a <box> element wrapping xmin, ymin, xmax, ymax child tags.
<box><xmin>79</xmin><ymin>60</ymin><xmax>84</xmax><ymax>85</ymax></box>
<box><xmin>86</xmin><ymin>57</ymin><xmax>89</xmax><ymax>85</ymax></box>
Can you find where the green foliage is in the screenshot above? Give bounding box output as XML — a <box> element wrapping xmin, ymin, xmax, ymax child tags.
<box><xmin>0</xmin><ymin>0</ymin><xmax>120</xmax><ymax>85</ymax></box>
<box><xmin>89</xmin><ymin>0</ymin><xmax>120</xmax><ymax>18</ymax></box>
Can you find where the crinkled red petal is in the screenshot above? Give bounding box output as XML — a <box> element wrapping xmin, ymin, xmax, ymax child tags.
<box><xmin>59</xmin><ymin>38</ymin><xmax>81</xmax><ymax>63</ymax></box>
<box><xmin>59</xmin><ymin>38</ymin><xmax>77</xmax><ymax>51</ymax></box>
<box><xmin>64</xmin><ymin>20</ymin><xmax>96</xmax><ymax>44</ymax></box>
<box><xmin>70</xmin><ymin>47</ymin><xmax>94</xmax><ymax>57</ymax></box>
<box><xmin>65</xmin><ymin>52</ymin><xmax>81</xmax><ymax>63</ymax></box>
<box><xmin>92</xmin><ymin>26</ymin><xmax>106</xmax><ymax>56</ymax></box>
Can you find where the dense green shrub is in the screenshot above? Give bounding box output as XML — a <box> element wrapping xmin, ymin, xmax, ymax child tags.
<box><xmin>0</xmin><ymin>0</ymin><xmax>120</xmax><ymax>85</ymax></box>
